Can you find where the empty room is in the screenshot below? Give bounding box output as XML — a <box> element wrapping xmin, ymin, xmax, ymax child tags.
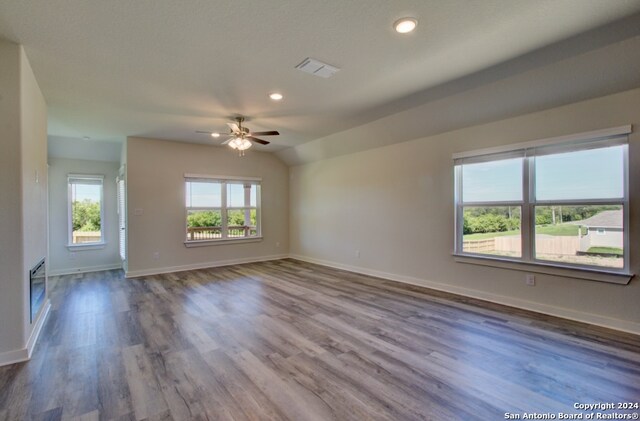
<box><xmin>1</xmin><ymin>1</ymin><xmax>640</xmax><ymax>420</ymax></box>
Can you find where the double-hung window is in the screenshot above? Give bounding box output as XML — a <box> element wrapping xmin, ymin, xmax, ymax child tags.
<box><xmin>185</xmin><ymin>175</ymin><xmax>261</xmax><ymax>244</ymax></box>
<box><xmin>68</xmin><ymin>175</ymin><xmax>105</xmax><ymax>247</ymax></box>
<box><xmin>454</xmin><ymin>126</ymin><xmax>630</xmax><ymax>275</ymax></box>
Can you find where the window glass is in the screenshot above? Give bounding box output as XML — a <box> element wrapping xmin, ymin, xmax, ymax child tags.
<box><xmin>186</xmin><ymin>181</ymin><xmax>222</xmax><ymax>207</ymax></box>
<box><xmin>455</xmin><ymin>136</ymin><xmax>628</xmax><ymax>273</ymax></box>
<box><xmin>186</xmin><ymin>210</ymin><xmax>222</xmax><ymax>240</ymax></box>
<box><xmin>462</xmin><ymin>158</ymin><xmax>523</xmax><ymax>203</ymax></box>
<box><xmin>534</xmin><ymin>205</ymin><xmax>623</xmax><ymax>269</ymax></box>
<box><xmin>185</xmin><ymin>178</ymin><xmax>260</xmax><ymax>242</ymax></box>
<box><xmin>462</xmin><ymin>206</ymin><xmax>521</xmax><ymax>258</ymax></box>
<box><xmin>70</xmin><ymin>178</ymin><xmax>103</xmax><ymax>244</ymax></box>
<box><xmin>535</xmin><ymin>145</ymin><xmax>624</xmax><ymax>201</ymax></box>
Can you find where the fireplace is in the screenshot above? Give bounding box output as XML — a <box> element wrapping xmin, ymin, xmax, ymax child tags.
<box><xmin>30</xmin><ymin>258</ymin><xmax>46</xmax><ymax>323</ymax></box>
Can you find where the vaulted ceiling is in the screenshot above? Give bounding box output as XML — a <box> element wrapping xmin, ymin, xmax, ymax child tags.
<box><xmin>1</xmin><ymin>0</ymin><xmax>640</xmax><ymax>160</ymax></box>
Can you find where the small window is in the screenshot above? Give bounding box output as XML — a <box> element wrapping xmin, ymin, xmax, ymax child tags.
<box><xmin>454</xmin><ymin>127</ymin><xmax>629</xmax><ymax>274</ymax></box>
<box><xmin>185</xmin><ymin>176</ymin><xmax>261</xmax><ymax>243</ymax></box>
<box><xmin>68</xmin><ymin>175</ymin><xmax>104</xmax><ymax>246</ymax></box>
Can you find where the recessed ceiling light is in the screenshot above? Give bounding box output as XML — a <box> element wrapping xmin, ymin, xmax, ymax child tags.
<box><xmin>211</xmin><ymin>132</ymin><xmax>220</xmax><ymax>138</ymax></box>
<box><xmin>394</xmin><ymin>17</ymin><xmax>417</xmax><ymax>34</ymax></box>
<box><xmin>269</xmin><ymin>93</ymin><xmax>283</xmax><ymax>101</ymax></box>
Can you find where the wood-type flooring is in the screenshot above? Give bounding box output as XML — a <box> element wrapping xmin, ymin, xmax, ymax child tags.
<box><xmin>1</xmin><ymin>259</ymin><xmax>639</xmax><ymax>420</ymax></box>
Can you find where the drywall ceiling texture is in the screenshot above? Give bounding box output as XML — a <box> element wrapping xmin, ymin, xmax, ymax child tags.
<box><xmin>126</xmin><ymin>138</ymin><xmax>289</xmax><ymax>276</ymax></box>
<box><xmin>48</xmin><ymin>158</ymin><xmax>121</xmax><ymax>275</ymax></box>
<box><xmin>289</xmin><ymin>88</ymin><xmax>640</xmax><ymax>335</ymax></box>
<box><xmin>278</xmin><ymin>27</ymin><xmax>640</xmax><ymax>165</ymax></box>
<box><xmin>1</xmin><ymin>1</ymin><xmax>640</xmax><ymax>149</ymax></box>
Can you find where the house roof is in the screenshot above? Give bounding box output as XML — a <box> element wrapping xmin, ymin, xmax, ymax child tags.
<box><xmin>571</xmin><ymin>210</ymin><xmax>623</xmax><ymax>228</ymax></box>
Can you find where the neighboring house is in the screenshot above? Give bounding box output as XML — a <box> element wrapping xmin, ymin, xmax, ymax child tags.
<box><xmin>571</xmin><ymin>210</ymin><xmax>623</xmax><ymax>252</ymax></box>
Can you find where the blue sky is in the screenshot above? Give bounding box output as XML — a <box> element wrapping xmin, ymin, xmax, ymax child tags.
<box><xmin>462</xmin><ymin>145</ymin><xmax>624</xmax><ymax>202</ymax></box>
<box><xmin>186</xmin><ymin>182</ymin><xmax>256</xmax><ymax>207</ymax></box>
<box><xmin>72</xmin><ymin>184</ymin><xmax>101</xmax><ymax>203</ymax></box>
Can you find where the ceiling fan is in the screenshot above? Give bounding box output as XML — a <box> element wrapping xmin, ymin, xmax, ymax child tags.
<box><xmin>196</xmin><ymin>117</ymin><xmax>279</xmax><ymax>155</ymax></box>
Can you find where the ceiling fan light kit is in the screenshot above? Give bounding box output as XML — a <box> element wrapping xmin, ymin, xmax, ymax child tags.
<box><xmin>198</xmin><ymin>116</ymin><xmax>280</xmax><ymax>156</ymax></box>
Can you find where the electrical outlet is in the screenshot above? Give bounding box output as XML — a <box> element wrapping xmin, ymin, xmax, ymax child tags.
<box><xmin>525</xmin><ymin>274</ymin><xmax>535</xmax><ymax>286</ymax></box>
<box><xmin>276</xmin><ymin>242</ymin><xmax>280</xmax><ymax>248</ymax></box>
<box><xmin>355</xmin><ymin>250</ymin><xmax>360</xmax><ymax>258</ymax></box>
<box><xmin>152</xmin><ymin>252</ymin><xmax>160</xmax><ymax>260</ymax></box>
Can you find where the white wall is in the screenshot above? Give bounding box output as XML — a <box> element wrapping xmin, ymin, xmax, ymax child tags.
<box><xmin>0</xmin><ymin>40</ymin><xmax>48</xmax><ymax>364</ymax></box>
<box><xmin>126</xmin><ymin>137</ymin><xmax>289</xmax><ymax>276</ymax></box>
<box><xmin>48</xmin><ymin>158</ymin><xmax>121</xmax><ymax>275</ymax></box>
<box><xmin>0</xmin><ymin>40</ymin><xmax>25</xmax><ymax>358</ymax></box>
<box><xmin>290</xmin><ymin>88</ymin><xmax>640</xmax><ymax>334</ymax></box>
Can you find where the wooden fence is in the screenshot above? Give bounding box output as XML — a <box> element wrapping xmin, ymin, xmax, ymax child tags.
<box><xmin>73</xmin><ymin>231</ymin><xmax>101</xmax><ymax>244</ymax></box>
<box><xmin>464</xmin><ymin>235</ymin><xmax>579</xmax><ymax>256</ymax></box>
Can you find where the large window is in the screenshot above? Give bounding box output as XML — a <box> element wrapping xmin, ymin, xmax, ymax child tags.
<box><xmin>185</xmin><ymin>175</ymin><xmax>261</xmax><ymax>244</ymax></box>
<box><xmin>68</xmin><ymin>175</ymin><xmax>104</xmax><ymax>246</ymax></box>
<box><xmin>454</xmin><ymin>127</ymin><xmax>630</xmax><ymax>273</ymax></box>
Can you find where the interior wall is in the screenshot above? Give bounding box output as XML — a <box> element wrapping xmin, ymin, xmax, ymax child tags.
<box><xmin>0</xmin><ymin>40</ymin><xmax>25</xmax><ymax>356</ymax></box>
<box><xmin>20</xmin><ymin>43</ymin><xmax>48</xmax><ymax>346</ymax></box>
<box><xmin>126</xmin><ymin>137</ymin><xmax>289</xmax><ymax>276</ymax></box>
<box><xmin>289</xmin><ymin>88</ymin><xmax>640</xmax><ymax>334</ymax></box>
<box><xmin>48</xmin><ymin>158</ymin><xmax>121</xmax><ymax>275</ymax></box>
<box><xmin>0</xmin><ymin>40</ymin><xmax>48</xmax><ymax>362</ymax></box>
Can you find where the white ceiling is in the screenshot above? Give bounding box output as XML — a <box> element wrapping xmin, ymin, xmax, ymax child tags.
<box><xmin>1</xmin><ymin>0</ymin><xmax>640</xmax><ymax>154</ymax></box>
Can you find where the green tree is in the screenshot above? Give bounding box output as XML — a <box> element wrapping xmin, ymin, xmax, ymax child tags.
<box><xmin>187</xmin><ymin>211</ymin><xmax>221</xmax><ymax>227</ymax></box>
<box><xmin>72</xmin><ymin>199</ymin><xmax>101</xmax><ymax>232</ymax></box>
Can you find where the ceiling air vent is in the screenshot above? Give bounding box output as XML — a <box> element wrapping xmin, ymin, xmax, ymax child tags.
<box><xmin>295</xmin><ymin>57</ymin><xmax>340</xmax><ymax>78</ymax></box>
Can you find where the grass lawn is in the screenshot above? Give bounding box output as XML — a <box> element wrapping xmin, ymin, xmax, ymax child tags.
<box><xmin>587</xmin><ymin>246</ymin><xmax>623</xmax><ymax>256</ymax></box>
<box><xmin>464</xmin><ymin>224</ymin><xmax>580</xmax><ymax>240</ymax></box>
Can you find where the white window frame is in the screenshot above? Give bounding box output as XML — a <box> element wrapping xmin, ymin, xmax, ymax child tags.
<box><xmin>67</xmin><ymin>174</ymin><xmax>106</xmax><ymax>250</ymax></box>
<box><xmin>453</xmin><ymin>125</ymin><xmax>632</xmax><ymax>282</ymax></box>
<box><xmin>184</xmin><ymin>174</ymin><xmax>262</xmax><ymax>247</ymax></box>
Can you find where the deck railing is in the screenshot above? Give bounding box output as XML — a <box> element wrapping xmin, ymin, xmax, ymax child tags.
<box><xmin>187</xmin><ymin>226</ymin><xmax>257</xmax><ymax>241</ymax></box>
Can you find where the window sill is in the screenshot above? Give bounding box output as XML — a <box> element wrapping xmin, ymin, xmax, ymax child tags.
<box><xmin>453</xmin><ymin>253</ymin><xmax>633</xmax><ymax>285</ymax></box>
<box><xmin>184</xmin><ymin>237</ymin><xmax>263</xmax><ymax>248</ymax></box>
<box><xmin>66</xmin><ymin>242</ymin><xmax>106</xmax><ymax>251</ymax></box>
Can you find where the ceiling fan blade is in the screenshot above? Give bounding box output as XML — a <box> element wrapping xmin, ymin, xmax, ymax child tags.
<box><xmin>195</xmin><ymin>130</ymin><xmax>212</xmax><ymax>134</ymax></box>
<box><xmin>250</xmin><ymin>130</ymin><xmax>279</xmax><ymax>136</ymax></box>
<box><xmin>221</xmin><ymin>138</ymin><xmax>233</xmax><ymax>145</ymax></box>
<box><xmin>226</xmin><ymin>122</ymin><xmax>240</xmax><ymax>133</ymax></box>
<box><xmin>248</xmin><ymin>136</ymin><xmax>270</xmax><ymax>145</ymax></box>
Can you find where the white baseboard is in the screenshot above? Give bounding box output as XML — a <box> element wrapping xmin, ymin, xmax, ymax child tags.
<box><xmin>0</xmin><ymin>347</ymin><xmax>29</xmax><ymax>367</ymax></box>
<box><xmin>125</xmin><ymin>254</ymin><xmax>289</xmax><ymax>278</ymax></box>
<box><xmin>289</xmin><ymin>254</ymin><xmax>640</xmax><ymax>336</ymax></box>
<box><xmin>49</xmin><ymin>263</ymin><xmax>122</xmax><ymax>276</ymax></box>
<box><xmin>0</xmin><ymin>300</ymin><xmax>51</xmax><ymax>367</ymax></box>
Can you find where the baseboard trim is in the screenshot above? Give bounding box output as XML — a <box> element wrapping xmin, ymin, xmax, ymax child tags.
<box><xmin>0</xmin><ymin>300</ymin><xmax>51</xmax><ymax>367</ymax></box>
<box><xmin>0</xmin><ymin>347</ymin><xmax>29</xmax><ymax>367</ymax></box>
<box><xmin>49</xmin><ymin>263</ymin><xmax>123</xmax><ymax>276</ymax></box>
<box><xmin>289</xmin><ymin>254</ymin><xmax>640</xmax><ymax>336</ymax></box>
<box><xmin>125</xmin><ymin>254</ymin><xmax>289</xmax><ymax>278</ymax></box>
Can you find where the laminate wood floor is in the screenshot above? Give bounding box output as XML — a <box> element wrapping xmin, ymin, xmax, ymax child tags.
<box><xmin>1</xmin><ymin>259</ymin><xmax>639</xmax><ymax>421</ymax></box>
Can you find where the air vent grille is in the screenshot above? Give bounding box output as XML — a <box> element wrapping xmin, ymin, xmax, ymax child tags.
<box><xmin>295</xmin><ymin>57</ymin><xmax>340</xmax><ymax>78</ymax></box>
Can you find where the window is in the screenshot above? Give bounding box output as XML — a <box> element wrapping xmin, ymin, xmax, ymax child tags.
<box><xmin>68</xmin><ymin>175</ymin><xmax>104</xmax><ymax>246</ymax></box>
<box><xmin>185</xmin><ymin>175</ymin><xmax>261</xmax><ymax>244</ymax></box>
<box><xmin>117</xmin><ymin>175</ymin><xmax>126</xmax><ymax>261</ymax></box>
<box><xmin>454</xmin><ymin>126</ymin><xmax>630</xmax><ymax>274</ymax></box>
